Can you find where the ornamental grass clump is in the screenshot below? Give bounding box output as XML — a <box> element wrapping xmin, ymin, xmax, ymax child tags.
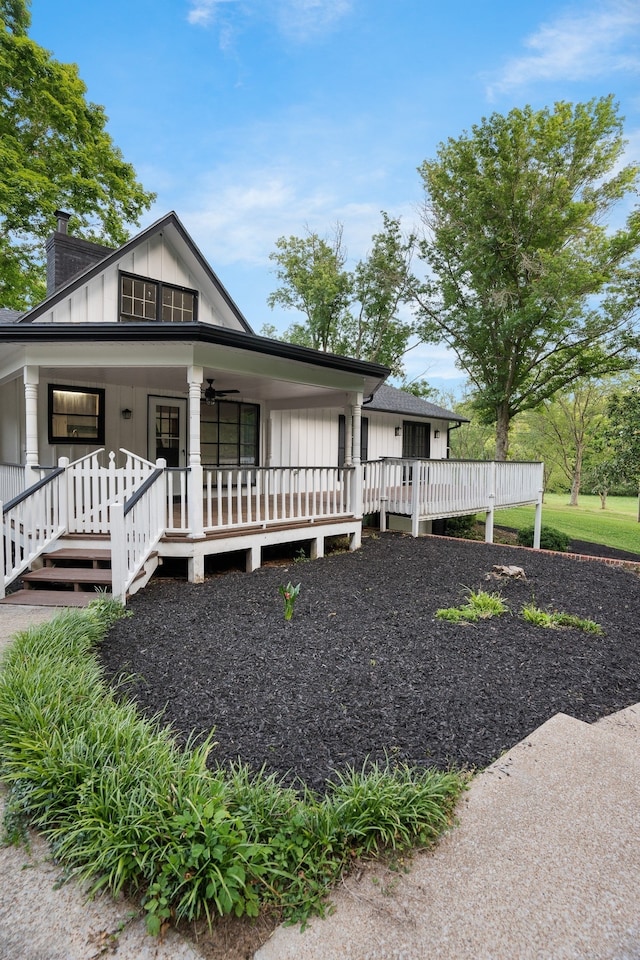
<box><xmin>436</xmin><ymin>589</ymin><xmax>509</xmax><ymax>623</ymax></box>
<box><xmin>0</xmin><ymin>600</ymin><xmax>466</xmax><ymax>933</ymax></box>
<box><xmin>521</xmin><ymin>602</ymin><xmax>603</xmax><ymax>634</ymax></box>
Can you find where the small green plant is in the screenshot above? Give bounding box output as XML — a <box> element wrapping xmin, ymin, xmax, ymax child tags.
<box><xmin>521</xmin><ymin>603</ymin><xmax>603</xmax><ymax>634</ymax></box>
<box><xmin>293</xmin><ymin>547</ymin><xmax>308</xmax><ymax>564</ymax></box>
<box><xmin>444</xmin><ymin>514</ymin><xmax>477</xmax><ymax>539</ymax></box>
<box><xmin>279</xmin><ymin>581</ymin><xmax>301</xmax><ymax>621</ymax></box>
<box><xmin>436</xmin><ymin>589</ymin><xmax>509</xmax><ymax>623</ymax></box>
<box><xmin>517</xmin><ymin>525</ymin><xmax>570</xmax><ymax>552</ymax></box>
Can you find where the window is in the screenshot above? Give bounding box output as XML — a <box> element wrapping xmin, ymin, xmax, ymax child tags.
<box><xmin>201</xmin><ymin>401</ymin><xmax>259</xmax><ymax>467</ymax></box>
<box><xmin>338</xmin><ymin>415</ymin><xmax>369</xmax><ymax>466</ymax></box>
<box><xmin>120</xmin><ymin>272</ymin><xmax>197</xmax><ymax>323</ymax></box>
<box><xmin>402</xmin><ymin>421</ymin><xmax>430</xmax><ymax>459</ymax></box>
<box><xmin>48</xmin><ymin>385</ymin><xmax>105</xmax><ymax>444</ymax></box>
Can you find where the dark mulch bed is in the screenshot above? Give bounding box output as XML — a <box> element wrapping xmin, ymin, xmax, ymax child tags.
<box><xmin>99</xmin><ymin>534</ymin><xmax>640</xmax><ymax>794</ymax></box>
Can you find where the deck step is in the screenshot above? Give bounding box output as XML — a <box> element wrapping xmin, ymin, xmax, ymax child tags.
<box><xmin>0</xmin><ymin>589</ymin><xmax>99</xmax><ymax>607</ymax></box>
<box><xmin>22</xmin><ymin>568</ymin><xmax>113</xmax><ymax>588</ymax></box>
<box><xmin>43</xmin><ymin>548</ymin><xmax>111</xmax><ymax>567</ymax></box>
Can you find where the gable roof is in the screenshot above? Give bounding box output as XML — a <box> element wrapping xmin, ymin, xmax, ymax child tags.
<box><xmin>16</xmin><ymin>211</ymin><xmax>255</xmax><ymax>334</ymax></box>
<box><xmin>366</xmin><ymin>384</ymin><xmax>468</xmax><ymax>422</ymax></box>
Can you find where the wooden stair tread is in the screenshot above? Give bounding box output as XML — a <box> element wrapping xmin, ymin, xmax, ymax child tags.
<box><xmin>45</xmin><ymin>548</ymin><xmax>111</xmax><ymax>563</ymax></box>
<box><xmin>0</xmin><ymin>590</ymin><xmax>99</xmax><ymax>607</ymax></box>
<box><xmin>22</xmin><ymin>568</ymin><xmax>113</xmax><ymax>585</ymax></box>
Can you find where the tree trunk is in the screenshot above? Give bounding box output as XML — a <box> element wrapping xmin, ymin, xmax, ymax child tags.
<box><xmin>494</xmin><ymin>405</ymin><xmax>510</xmax><ymax>461</ymax></box>
<box><xmin>568</xmin><ymin>442</ymin><xmax>585</xmax><ymax>506</ymax></box>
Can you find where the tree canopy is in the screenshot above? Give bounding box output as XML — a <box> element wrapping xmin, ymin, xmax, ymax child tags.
<box><xmin>416</xmin><ymin>96</ymin><xmax>640</xmax><ymax>460</ymax></box>
<box><xmin>0</xmin><ymin>0</ymin><xmax>155</xmax><ymax>308</ymax></box>
<box><xmin>267</xmin><ymin>213</ymin><xmax>417</xmax><ymax>376</ymax></box>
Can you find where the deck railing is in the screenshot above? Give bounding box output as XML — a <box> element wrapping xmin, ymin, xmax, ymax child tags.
<box><xmin>67</xmin><ymin>449</ymin><xmax>156</xmax><ymax>534</ymax></box>
<box><xmin>163</xmin><ymin>465</ymin><xmax>355</xmax><ymax>534</ymax></box>
<box><xmin>111</xmin><ymin>464</ymin><xmax>166</xmax><ymax>603</ymax></box>
<box><xmin>363</xmin><ymin>458</ymin><xmax>544</xmax><ymax>540</ymax></box>
<box><xmin>1</xmin><ymin>467</ymin><xmax>66</xmax><ymax>597</ymax></box>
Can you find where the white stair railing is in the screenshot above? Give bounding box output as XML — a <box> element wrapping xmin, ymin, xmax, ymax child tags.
<box><xmin>110</xmin><ymin>460</ymin><xmax>166</xmax><ymax>604</ymax></box>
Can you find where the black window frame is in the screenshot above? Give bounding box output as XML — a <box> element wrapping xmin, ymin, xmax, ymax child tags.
<box><xmin>48</xmin><ymin>384</ymin><xmax>106</xmax><ymax>445</ymax></box>
<box><xmin>402</xmin><ymin>420</ymin><xmax>431</xmax><ymax>459</ymax></box>
<box><xmin>119</xmin><ymin>271</ymin><xmax>198</xmax><ymax>323</ymax></box>
<box><xmin>200</xmin><ymin>400</ymin><xmax>260</xmax><ymax>468</ymax></box>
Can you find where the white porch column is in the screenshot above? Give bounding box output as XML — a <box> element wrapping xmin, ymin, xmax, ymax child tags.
<box><xmin>187</xmin><ymin>368</ymin><xmax>205</xmax><ymax>581</ymax></box>
<box><xmin>350</xmin><ymin>392</ymin><xmax>363</xmax><ymax>518</ymax></box>
<box><xmin>344</xmin><ymin>405</ymin><xmax>353</xmax><ymax>466</ymax></box>
<box><xmin>23</xmin><ymin>366</ymin><xmax>40</xmax><ymax>487</ymax></box>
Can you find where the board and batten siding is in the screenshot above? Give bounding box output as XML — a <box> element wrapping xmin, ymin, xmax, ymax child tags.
<box><xmin>33</xmin><ymin>235</ymin><xmax>234</xmax><ymax>329</ymax></box>
<box><xmin>269</xmin><ymin>408</ymin><xmax>452</xmax><ymax>467</ymax></box>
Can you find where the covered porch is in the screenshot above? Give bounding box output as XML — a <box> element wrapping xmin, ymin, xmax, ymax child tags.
<box><xmin>1</xmin><ymin>450</ymin><xmax>543</xmax><ymax>604</ymax></box>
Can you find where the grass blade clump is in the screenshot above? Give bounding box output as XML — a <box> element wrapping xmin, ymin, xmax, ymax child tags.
<box><xmin>436</xmin><ymin>589</ymin><xmax>509</xmax><ymax>623</ymax></box>
<box><xmin>521</xmin><ymin>603</ymin><xmax>603</xmax><ymax>634</ymax></box>
<box><xmin>0</xmin><ymin>600</ymin><xmax>466</xmax><ymax>933</ymax></box>
<box><xmin>327</xmin><ymin>759</ymin><xmax>463</xmax><ymax>855</ymax></box>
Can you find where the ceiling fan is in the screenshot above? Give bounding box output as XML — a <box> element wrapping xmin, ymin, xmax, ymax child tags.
<box><xmin>201</xmin><ymin>378</ymin><xmax>240</xmax><ymax>405</ymax></box>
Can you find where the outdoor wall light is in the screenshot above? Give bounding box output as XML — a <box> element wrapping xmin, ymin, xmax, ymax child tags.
<box><xmin>434</xmin><ymin>429</ymin><xmax>440</xmax><ymax>438</ymax></box>
<box><xmin>395</xmin><ymin>426</ymin><xmax>402</xmax><ymax>436</ymax></box>
<box><xmin>121</xmin><ymin>408</ymin><xmax>132</xmax><ymax>420</ymax></box>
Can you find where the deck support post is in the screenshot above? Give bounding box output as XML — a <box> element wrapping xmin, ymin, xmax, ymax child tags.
<box><xmin>310</xmin><ymin>536</ymin><xmax>324</xmax><ymax>560</ymax></box>
<box><xmin>110</xmin><ymin>502</ymin><xmax>127</xmax><ymax>604</ymax></box>
<box><xmin>485</xmin><ymin>461</ymin><xmax>496</xmax><ymax>544</ymax></box>
<box><xmin>379</xmin><ymin>460</ymin><xmax>388</xmax><ymax>532</ymax></box>
<box><xmin>246</xmin><ymin>545</ymin><xmax>261</xmax><ymax>572</ymax></box>
<box><xmin>533</xmin><ymin>490</ymin><xmax>543</xmax><ymax>549</ymax></box>
<box><xmin>0</xmin><ymin>500</ymin><xmax>5</xmax><ymax>599</ymax></box>
<box><xmin>411</xmin><ymin>460</ymin><xmax>421</xmax><ymax>537</ymax></box>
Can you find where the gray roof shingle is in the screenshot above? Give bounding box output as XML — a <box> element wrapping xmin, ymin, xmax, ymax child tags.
<box><xmin>366</xmin><ymin>384</ymin><xmax>468</xmax><ymax>422</ymax></box>
<box><xmin>0</xmin><ymin>308</ymin><xmax>24</xmax><ymax>324</ymax></box>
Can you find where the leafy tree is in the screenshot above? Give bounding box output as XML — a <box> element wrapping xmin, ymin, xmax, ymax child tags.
<box><xmin>267</xmin><ymin>214</ymin><xmax>418</xmax><ymax>375</ymax></box>
<box><xmin>511</xmin><ymin>381</ymin><xmax>610</xmax><ymax>504</ymax></box>
<box><xmin>0</xmin><ymin>0</ymin><xmax>155</xmax><ymax>308</ymax></box>
<box><xmin>416</xmin><ymin>96</ymin><xmax>640</xmax><ymax>460</ymax></box>
<box><xmin>602</xmin><ymin>379</ymin><xmax>640</xmax><ymax>520</ymax></box>
<box><xmin>267</xmin><ymin>223</ymin><xmax>352</xmax><ymax>353</ymax></box>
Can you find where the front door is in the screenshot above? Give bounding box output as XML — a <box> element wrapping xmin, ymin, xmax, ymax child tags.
<box><xmin>148</xmin><ymin>396</ymin><xmax>187</xmax><ymax>467</ymax></box>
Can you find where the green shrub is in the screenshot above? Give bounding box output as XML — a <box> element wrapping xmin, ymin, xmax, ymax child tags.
<box><xmin>444</xmin><ymin>514</ymin><xmax>477</xmax><ymax>538</ymax></box>
<box><xmin>0</xmin><ymin>602</ymin><xmax>466</xmax><ymax>934</ymax></box>
<box><xmin>516</xmin><ymin>524</ymin><xmax>570</xmax><ymax>551</ymax></box>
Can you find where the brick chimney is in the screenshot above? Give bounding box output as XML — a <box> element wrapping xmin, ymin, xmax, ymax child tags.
<box><xmin>45</xmin><ymin>210</ymin><xmax>114</xmax><ymax>296</ymax></box>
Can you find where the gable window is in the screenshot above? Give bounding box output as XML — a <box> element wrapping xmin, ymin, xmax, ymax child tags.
<box><xmin>120</xmin><ymin>272</ymin><xmax>197</xmax><ymax>323</ymax></box>
<box><xmin>48</xmin><ymin>385</ymin><xmax>105</xmax><ymax>444</ymax></box>
<box><xmin>201</xmin><ymin>401</ymin><xmax>260</xmax><ymax>467</ymax></box>
<box><xmin>338</xmin><ymin>414</ymin><xmax>369</xmax><ymax>467</ymax></box>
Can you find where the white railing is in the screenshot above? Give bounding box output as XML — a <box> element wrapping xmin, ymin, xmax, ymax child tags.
<box><xmin>67</xmin><ymin>448</ymin><xmax>155</xmax><ymax>534</ymax></box>
<box><xmin>0</xmin><ymin>463</ymin><xmax>26</xmax><ymax>503</ymax></box>
<box><xmin>164</xmin><ymin>468</ymin><xmax>190</xmax><ymax>534</ymax></box>
<box><xmin>364</xmin><ymin>458</ymin><xmax>544</xmax><ymax>534</ymax></box>
<box><xmin>1</xmin><ymin>468</ymin><xmax>66</xmax><ymax>597</ymax></box>
<box><xmin>200</xmin><ymin>466</ymin><xmax>354</xmax><ymax>533</ymax></box>
<box><xmin>110</xmin><ymin>464</ymin><xmax>166</xmax><ymax>604</ymax></box>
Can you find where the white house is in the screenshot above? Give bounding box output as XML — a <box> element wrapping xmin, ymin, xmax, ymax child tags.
<box><xmin>0</xmin><ymin>211</ymin><xmax>543</xmax><ymax>604</ymax></box>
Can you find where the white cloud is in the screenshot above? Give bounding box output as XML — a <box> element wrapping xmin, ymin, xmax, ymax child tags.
<box><xmin>186</xmin><ymin>0</ymin><xmax>352</xmax><ymax>41</ymax></box>
<box><xmin>187</xmin><ymin>0</ymin><xmax>239</xmax><ymax>27</ymax></box>
<box><xmin>487</xmin><ymin>0</ymin><xmax>640</xmax><ymax>98</ymax></box>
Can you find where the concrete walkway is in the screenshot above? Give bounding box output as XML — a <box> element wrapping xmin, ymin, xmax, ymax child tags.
<box><xmin>1</xmin><ymin>606</ymin><xmax>639</xmax><ymax>960</ymax></box>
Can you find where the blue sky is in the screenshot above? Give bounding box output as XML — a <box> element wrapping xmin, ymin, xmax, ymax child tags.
<box><xmin>29</xmin><ymin>0</ymin><xmax>640</xmax><ymax>391</ymax></box>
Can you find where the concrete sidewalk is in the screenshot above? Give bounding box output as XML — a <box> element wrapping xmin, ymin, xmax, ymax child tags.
<box><xmin>256</xmin><ymin>706</ymin><xmax>640</xmax><ymax>960</ymax></box>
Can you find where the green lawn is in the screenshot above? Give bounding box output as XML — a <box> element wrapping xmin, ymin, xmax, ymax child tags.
<box><xmin>493</xmin><ymin>494</ymin><xmax>640</xmax><ymax>556</ymax></box>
